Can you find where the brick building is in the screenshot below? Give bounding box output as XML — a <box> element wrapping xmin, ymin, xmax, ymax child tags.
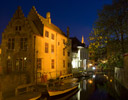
<box><xmin>1</xmin><ymin>6</ymin><xmax>71</xmax><ymax>99</ymax></box>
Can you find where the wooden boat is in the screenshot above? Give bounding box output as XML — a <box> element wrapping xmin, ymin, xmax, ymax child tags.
<box><xmin>48</xmin><ymin>74</ymin><xmax>79</xmax><ymax>96</ymax></box>
<box><xmin>59</xmin><ymin>74</ymin><xmax>78</xmax><ymax>84</ymax></box>
<box><xmin>48</xmin><ymin>82</ymin><xmax>79</xmax><ymax>96</ymax></box>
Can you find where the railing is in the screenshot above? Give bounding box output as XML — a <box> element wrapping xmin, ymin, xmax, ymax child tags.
<box><xmin>15</xmin><ymin>83</ymin><xmax>34</xmax><ymax>96</ymax></box>
<box><xmin>59</xmin><ymin>74</ymin><xmax>73</xmax><ymax>80</ymax></box>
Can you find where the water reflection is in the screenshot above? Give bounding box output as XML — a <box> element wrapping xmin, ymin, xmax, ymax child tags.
<box><xmin>83</xmin><ymin>80</ymin><xmax>87</xmax><ymax>90</ymax></box>
<box><xmin>69</xmin><ymin>74</ymin><xmax>117</xmax><ymax>100</ymax></box>
<box><xmin>39</xmin><ymin>74</ymin><xmax>128</xmax><ymax>100</ymax></box>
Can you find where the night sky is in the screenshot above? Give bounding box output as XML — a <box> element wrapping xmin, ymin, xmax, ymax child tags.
<box><xmin>0</xmin><ymin>0</ymin><xmax>112</xmax><ymax>45</ymax></box>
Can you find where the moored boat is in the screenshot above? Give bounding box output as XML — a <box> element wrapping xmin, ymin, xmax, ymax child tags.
<box><xmin>59</xmin><ymin>74</ymin><xmax>78</xmax><ymax>84</ymax></box>
<box><xmin>48</xmin><ymin>74</ymin><xmax>79</xmax><ymax>96</ymax></box>
<box><xmin>48</xmin><ymin>82</ymin><xmax>79</xmax><ymax>96</ymax></box>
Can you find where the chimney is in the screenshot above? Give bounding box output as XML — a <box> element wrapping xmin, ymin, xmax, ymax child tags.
<box><xmin>46</xmin><ymin>12</ymin><xmax>51</xmax><ymax>24</ymax></box>
<box><xmin>67</xmin><ymin>27</ymin><xmax>69</xmax><ymax>38</ymax></box>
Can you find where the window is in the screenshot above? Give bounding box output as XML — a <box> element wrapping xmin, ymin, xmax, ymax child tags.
<box><xmin>8</xmin><ymin>38</ymin><xmax>15</xmax><ymax>50</ymax></box>
<box><xmin>7</xmin><ymin>60</ymin><xmax>12</xmax><ymax>73</ymax></box>
<box><xmin>16</xmin><ymin>26</ymin><xmax>18</xmax><ymax>31</ymax></box>
<box><xmin>63</xmin><ymin>39</ymin><xmax>65</xmax><ymax>44</ymax></box>
<box><xmin>63</xmin><ymin>60</ymin><xmax>65</xmax><ymax>68</ymax></box>
<box><xmin>45</xmin><ymin>43</ymin><xmax>48</xmax><ymax>53</ymax></box>
<box><xmin>20</xmin><ymin>38</ymin><xmax>27</xmax><ymax>51</ymax></box>
<box><xmin>16</xmin><ymin>26</ymin><xmax>21</xmax><ymax>31</ymax></box>
<box><xmin>37</xmin><ymin>58</ymin><xmax>41</xmax><ymax>70</ymax></box>
<box><xmin>51</xmin><ymin>59</ymin><xmax>54</xmax><ymax>69</ymax></box>
<box><xmin>15</xmin><ymin>58</ymin><xmax>27</xmax><ymax>71</ymax></box>
<box><xmin>37</xmin><ymin>72</ymin><xmax>41</xmax><ymax>78</ymax></box>
<box><xmin>63</xmin><ymin>48</ymin><xmax>65</xmax><ymax>56</ymax></box>
<box><xmin>68</xmin><ymin>63</ymin><xmax>70</xmax><ymax>67</ymax></box>
<box><xmin>51</xmin><ymin>34</ymin><xmax>54</xmax><ymax>40</ymax></box>
<box><xmin>68</xmin><ymin>52</ymin><xmax>70</xmax><ymax>56</ymax></box>
<box><xmin>51</xmin><ymin>45</ymin><xmax>54</xmax><ymax>53</ymax></box>
<box><xmin>45</xmin><ymin>31</ymin><xmax>49</xmax><ymax>37</ymax></box>
<box><xmin>19</xmin><ymin>26</ymin><xmax>21</xmax><ymax>31</ymax></box>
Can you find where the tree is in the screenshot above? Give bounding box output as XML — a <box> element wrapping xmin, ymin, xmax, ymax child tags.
<box><xmin>95</xmin><ymin>0</ymin><xmax>128</xmax><ymax>54</ymax></box>
<box><xmin>88</xmin><ymin>28</ymin><xmax>107</xmax><ymax>62</ymax></box>
<box><xmin>89</xmin><ymin>0</ymin><xmax>128</xmax><ymax>68</ymax></box>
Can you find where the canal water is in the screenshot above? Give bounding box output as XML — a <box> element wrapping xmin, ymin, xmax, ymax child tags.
<box><xmin>39</xmin><ymin>74</ymin><xmax>128</xmax><ymax>100</ymax></box>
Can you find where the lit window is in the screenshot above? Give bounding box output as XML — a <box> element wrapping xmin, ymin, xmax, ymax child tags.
<box><xmin>51</xmin><ymin>45</ymin><xmax>54</xmax><ymax>53</ymax></box>
<box><xmin>51</xmin><ymin>59</ymin><xmax>54</xmax><ymax>69</ymax></box>
<box><xmin>45</xmin><ymin>43</ymin><xmax>48</xmax><ymax>53</ymax></box>
<box><xmin>20</xmin><ymin>38</ymin><xmax>27</xmax><ymax>51</ymax></box>
<box><xmin>63</xmin><ymin>60</ymin><xmax>65</xmax><ymax>68</ymax></box>
<box><xmin>8</xmin><ymin>38</ymin><xmax>15</xmax><ymax>50</ymax></box>
<box><xmin>51</xmin><ymin>33</ymin><xmax>54</xmax><ymax>40</ymax></box>
<box><xmin>37</xmin><ymin>58</ymin><xmax>41</xmax><ymax>70</ymax></box>
<box><xmin>45</xmin><ymin>31</ymin><xmax>49</xmax><ymax>37</ymax></box>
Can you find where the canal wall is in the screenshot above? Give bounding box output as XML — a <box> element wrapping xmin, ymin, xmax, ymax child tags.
<box><xmin>115</xmin><ymin>53</ymin><xmax>128</xmax><ymax>90</ymax></box>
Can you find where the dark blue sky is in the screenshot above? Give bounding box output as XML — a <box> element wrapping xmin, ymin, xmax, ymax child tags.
<box><xmin>0</xmin><ymin>0</ymin><xmax>112</xmax><ymax>45</ymax></box>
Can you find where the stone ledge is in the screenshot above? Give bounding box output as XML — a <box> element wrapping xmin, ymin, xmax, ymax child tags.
<box><xmin>5</xmin><ymin>91</ymin><xmax>41</xmax><ymax>100</ymax></box>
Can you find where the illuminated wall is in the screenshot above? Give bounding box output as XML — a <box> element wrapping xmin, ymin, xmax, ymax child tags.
<box><xmin>72</xmin><ymin>46</ymin><xmax>88</xmax><ymax>70</ymax></box>
<box><xmin>35</xmin><ymin>25</ymin><xmax>71</xmax><ymax>80</ymax></box>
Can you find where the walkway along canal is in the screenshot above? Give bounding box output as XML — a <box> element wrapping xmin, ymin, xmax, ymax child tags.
<box><xmin>38</xmin><ymin>73</ymin><xmax>128</xmax><ymax>100</ymax></box>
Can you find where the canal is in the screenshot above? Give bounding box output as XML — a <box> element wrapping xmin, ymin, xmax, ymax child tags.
<box><xmin>39</xmin><ymin>74</ymin><xmax>128</xmax><ymax>100</ymax></box>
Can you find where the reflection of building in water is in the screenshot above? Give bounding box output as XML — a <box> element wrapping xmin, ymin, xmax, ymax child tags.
<box><xmin>70</xmin><ymin>37</ymin><xmax>88</xmax><ymax>72</ymax></box>
<box><xmin>83</xmin><ymin>80</ymin><xmax>87</xmax><ymax>90</ymax></box>
<box><xmin>77</xmin><ymin>88</ymin><xmax>81</xmax><ymax>100</ymax></box>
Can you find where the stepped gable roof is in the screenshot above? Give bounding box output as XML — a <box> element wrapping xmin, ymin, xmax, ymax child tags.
<box><xmin>12</xmin><ymin>6</ymin><xmax>25</xmax><ymax>19</ymax></box>
<box><xmin>30</xmin><ymin>6</ymin><xmax>66</xmax><ymax>37</ymax></box>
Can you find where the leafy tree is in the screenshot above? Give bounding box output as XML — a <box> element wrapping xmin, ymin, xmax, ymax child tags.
<box><xmin>88</xmin><ymin>28</ymin><xmax>107</xmax><ymax>62</ymax></box>
<box><xmin>89</xmin><ymin>0</ymin><xmax>128</xmax><ymax>68</ymax></box>
<box><xmin>95</xmin><ymin>0</ymin><xmax>128</xmax><ymax>54</ymax></box>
